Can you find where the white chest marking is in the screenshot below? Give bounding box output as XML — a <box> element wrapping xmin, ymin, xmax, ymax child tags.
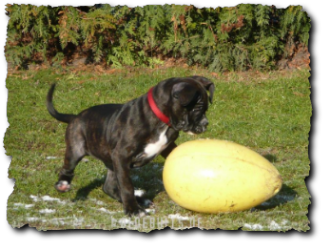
<box><xmin>144</xmin><ymin>128</ymin><xmax>168</xmax><ymax>158</ymax></box>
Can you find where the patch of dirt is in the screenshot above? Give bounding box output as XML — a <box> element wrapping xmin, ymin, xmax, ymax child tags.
<box><xmin>162</xmin><ymin>58</ymin><xmax>189</xmax><ymax>68</ymax></box>
<box><xmin>277</xmin><ymin>43</ymin><xmax>310</xmax><ymax>70</ymax></box>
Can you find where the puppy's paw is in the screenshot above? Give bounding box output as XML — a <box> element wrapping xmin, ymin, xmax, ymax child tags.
<box><xmin>135</xmin><ymin>208</ymin><xmax>148</xmax><ymax>217</ymax></box>
<box><xmin>136</xmin><ymin>196</ymin><xmax>154</xmax><ymax>208</ymax></box>
<box><xmin>125</xmin><ymin>207</ymin><xmax>148</xmax><ymax>217</ymax></box>
<box><xmin>55</xmin><ymin>180</ymin><xmax>71</xmax><ymax>192</ymax></box>
<box><xmin>134</xmin><ymin>189</ymin><xmax>154</xmax><ymax>208</ymax></box>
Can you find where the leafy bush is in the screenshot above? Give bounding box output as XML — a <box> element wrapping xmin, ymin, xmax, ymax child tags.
<box><xmin>5</xmin><ymin>4</ymin><xmax>310</xmax><ymax>71</ymax></box>
<box><xmin>6</xmin><ymin>5</ymin><xmax>59</xmax><ymax>68</ymax></box>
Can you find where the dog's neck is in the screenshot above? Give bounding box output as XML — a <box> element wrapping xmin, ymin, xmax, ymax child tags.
<box><xmin>147</xmin><ymin>87</ymin><xmax>171</xmax><ymax>126</ymax></box>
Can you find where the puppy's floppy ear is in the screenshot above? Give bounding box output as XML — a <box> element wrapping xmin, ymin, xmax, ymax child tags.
<box><xmin>190</xmin><ymin>76</ymin><xmax>215</xmax><ymax>104</ymax></box>
<box><xmin>172</xmin><ymin>82</ymin><xmax>198</xmax><ymax>106</ymax></box>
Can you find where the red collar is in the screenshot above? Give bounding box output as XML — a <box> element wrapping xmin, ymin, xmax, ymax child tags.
<box><xmin>147</xmin><ymin>87</ymin><xmax>171</xmax><ymax>126</ymax></box>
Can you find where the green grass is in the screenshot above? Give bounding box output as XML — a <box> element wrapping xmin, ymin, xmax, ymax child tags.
<box><xmin>5</xmin><ymin>66</ymin><xmax>311</xmax><ymax>231</ymax></box>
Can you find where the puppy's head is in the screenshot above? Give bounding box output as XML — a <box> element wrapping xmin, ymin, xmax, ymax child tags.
<box><xmin>169</xmin><ymin>76</ymin><xmax>215</xmax><ymax>134</ymax></box>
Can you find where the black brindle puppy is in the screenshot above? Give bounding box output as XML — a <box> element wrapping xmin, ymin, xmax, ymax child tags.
<box><xmin>47</xmin><ymin>76</ymin><xmax>214</xmax><ymax>216</ymax></box>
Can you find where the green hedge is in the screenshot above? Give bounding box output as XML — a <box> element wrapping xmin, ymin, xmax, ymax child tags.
<box><xmin>5</xmin><ymin>4</ymin><xmax>310</xmax><ymax>71</ymax></box>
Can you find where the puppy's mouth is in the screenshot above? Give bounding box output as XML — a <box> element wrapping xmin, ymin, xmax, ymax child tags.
<box><xmin>173</xmin><ymin>117</ymin><xmax>208</xmax><ymax>134</ymax></box>
<box><xmin>183</xmin><ymin>125</ymin><xmax>207</xmax><ymax>135</ymax></box>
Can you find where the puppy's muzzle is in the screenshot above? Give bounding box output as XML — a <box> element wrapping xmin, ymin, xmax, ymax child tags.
<box><xmin>189</xmin><ymin>117</ymin><xmax>209</xmax><ymax>134</ymax></box>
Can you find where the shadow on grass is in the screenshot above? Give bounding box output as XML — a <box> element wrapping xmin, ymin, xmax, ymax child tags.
<box><xmin>254</xmin><ymin>184</ymin><xmax>297</xmax><ymax>210</ymax></box>
<box><xmin>72</xmin><ymin>171</ymin><xmax>164</xmax><ymax>202</ymax></box>
<box><xmin>262</xmin><ymin>153</ymin><xmax>278</xmax><ymax>163</ymax></box>
<box><xmin>73</xmin><ymin>177</ymin><xmax>105</xmax><ymax>201</ymax></box>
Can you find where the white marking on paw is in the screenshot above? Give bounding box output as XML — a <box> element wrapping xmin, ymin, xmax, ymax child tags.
<box><xmin>56</xmin><ymin>181</ymin><xmax>71</xmax><ymax>191</ymax></box>
<box><xmin>144</xmin><ymin>127</ymin><xmax>168</xmax><ymax>158</ymax></box>
<box><xmin>58</xmin><ymin>180</ymin><xmax>69</xmax><ymax>186</ymax></box>
<box><xmin>134</xmin><ymin>189</ymin><xmax>145</xmax><ymax>197</ymax></box>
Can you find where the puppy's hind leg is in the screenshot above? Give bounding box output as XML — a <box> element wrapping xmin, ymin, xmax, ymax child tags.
<box><xmin>55</xmin><ymin>132</ymin><xmax>86</xmax><ymax>192</ymax></box>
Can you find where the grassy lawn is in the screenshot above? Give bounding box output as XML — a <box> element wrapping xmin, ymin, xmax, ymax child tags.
<box><xmin>5</xmin><ymin>65</ymin><xmax>311</xmax><ymax>231</ymax></box>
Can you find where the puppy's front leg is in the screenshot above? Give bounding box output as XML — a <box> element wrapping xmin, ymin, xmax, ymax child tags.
<box><xmin>161</xmin><ymin>142</ymin><xmax>177</xmax><ymax>159</ymax></box>
<box><xmin>112</xmin><ymin>150</ymin><xmax>147</xmax><ymax>217</ymax></box>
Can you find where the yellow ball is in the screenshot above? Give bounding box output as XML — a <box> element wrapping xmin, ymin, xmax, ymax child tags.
<box><xmin>163</xmin><ymin>139</ymin><xmax>282</xmax><ymax>213</ymax></box>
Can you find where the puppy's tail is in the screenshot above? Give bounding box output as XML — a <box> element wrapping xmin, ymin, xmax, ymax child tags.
<box><xmin>47</xmin><ymin>84</ymin><xmax>77</xmax><ymax>123</ymax></box>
